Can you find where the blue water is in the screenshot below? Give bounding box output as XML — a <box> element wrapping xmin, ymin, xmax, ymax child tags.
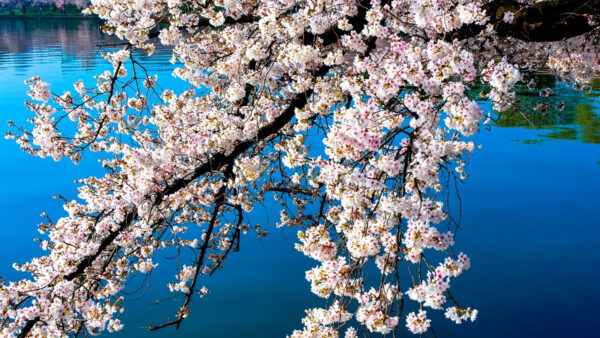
<box><xmin>0</xmin><ymin>19</ymin><xmax>599</xmax><ymax>337</ymax></box>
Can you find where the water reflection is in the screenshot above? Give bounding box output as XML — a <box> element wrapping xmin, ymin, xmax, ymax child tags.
<box><xmin>0</xmin><ymin>18</ymin><xmax>172</xmax><ymax>75</ymax></box>
<box><xmin>494</xmin><ymin>76</ymin><xmax>600</xmax><ymax>145</ymax></box>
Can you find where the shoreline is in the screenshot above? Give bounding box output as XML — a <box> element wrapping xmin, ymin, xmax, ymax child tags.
<box><xmin>0</xmin><ymin>15</ymin><xmax>98</xmax><ymax>20</ymax></box>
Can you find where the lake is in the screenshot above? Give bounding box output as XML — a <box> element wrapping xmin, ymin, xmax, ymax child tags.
<box><xmin>0</xmin><ymin>18</ymin><xmax>599</xmax><ymax>337</ymax></box>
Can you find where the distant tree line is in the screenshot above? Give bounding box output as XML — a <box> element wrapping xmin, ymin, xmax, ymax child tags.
<box><xmin>0</xmin><ymin>0</ymin><xmax>90</xmax><ymax>14</ymax></box>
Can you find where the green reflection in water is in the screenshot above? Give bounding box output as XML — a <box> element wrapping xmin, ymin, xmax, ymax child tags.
<box><xmin>491</xmin><ymin>76</ymin><xmax>600</xmax><ymax>146</ymax></box>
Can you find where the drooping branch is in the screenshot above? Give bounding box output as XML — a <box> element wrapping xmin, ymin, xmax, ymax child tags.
<box><xmin>6</xmin><ymin>0</ymin><xmax>547</xmax><ymax>335</ymax></box>
<box><xmin>149</xmin><ymin>166</ymin><xmax>232</xmax><ymax>331</ymax></box>
<box><xmin>16</xmin><ymin>61</ymin><xmax>330</xmax><ymax>336</ymax></box>
<box><xmin>17</xmin><ymin>0</ymin><xmax>377</xmax><ymax>329</ymax></box>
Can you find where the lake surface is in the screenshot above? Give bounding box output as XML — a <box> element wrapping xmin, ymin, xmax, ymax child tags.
<box><xmin>0</xmin><ymin>19</ymin><xmax>599</xmax><ymax>337</ymax></box>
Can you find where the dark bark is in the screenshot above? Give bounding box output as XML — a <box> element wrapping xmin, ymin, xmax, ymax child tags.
<box><xmin>16</xmin><ymin>318</ymin><xmax>39</xmax><ymax>338</ymax></box>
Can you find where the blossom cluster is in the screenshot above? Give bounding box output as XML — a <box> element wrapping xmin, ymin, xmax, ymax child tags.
<box><xmin>2</xmin><ymin>0</ymin><xmax>598</xmax><ymax>336</ymax></box>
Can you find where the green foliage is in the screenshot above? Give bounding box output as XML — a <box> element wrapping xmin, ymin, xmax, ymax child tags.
<box><xmin>494</xmin><ymin>76</ymin><xmax>600</xmax><ymax>144</ymax></box>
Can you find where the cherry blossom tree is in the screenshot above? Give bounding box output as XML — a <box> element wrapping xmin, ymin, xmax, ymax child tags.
<box><xmin>1</xmin><ymin>0</ymin><xmax>599</xmax><ymax>336</ymax></box>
